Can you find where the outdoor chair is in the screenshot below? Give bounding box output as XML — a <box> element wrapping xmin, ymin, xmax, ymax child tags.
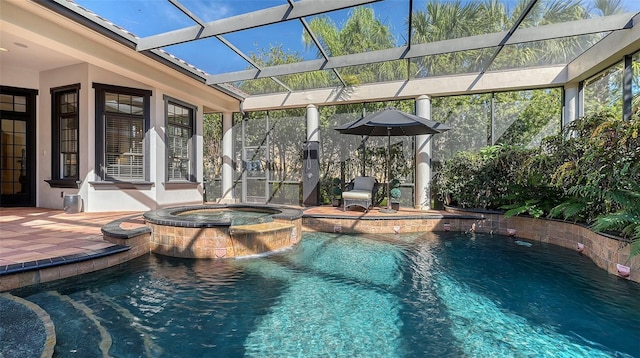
<box><xmin>342</xmin><ymin>176</ymin><xmax>378</xmax><ymax>212</ymax></box>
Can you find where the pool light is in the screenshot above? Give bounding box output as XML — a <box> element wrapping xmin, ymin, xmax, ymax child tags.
<box><xmin>616</xmin><ymin>264</ymin><xmax>630</xmax><ymax>278</ymax></box>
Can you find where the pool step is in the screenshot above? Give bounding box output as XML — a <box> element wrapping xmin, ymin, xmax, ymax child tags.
<box><xmin>23</xmin><ymin>289</ymin><xmax>152</xmax><ymax>357</ymax></box>
<box><xmin>23</xmin><ymin>291</ymin><xmax>105</xmax><ymax>357</ymax></box>
<box><xmin>84</xmin><ymin>291</ymin><xmax>162</xmax><ymax>357</ymax></box>
<box><xmin>48</xmin><ymin>291</ymin><xmax>113</xmax><ymax>356</ymax></box>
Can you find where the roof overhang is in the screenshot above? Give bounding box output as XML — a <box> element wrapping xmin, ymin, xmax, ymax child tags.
<box><xmin>2</xmin><ymin>0</ymin><xmax>241</xmax><ymax>113</ymax></box>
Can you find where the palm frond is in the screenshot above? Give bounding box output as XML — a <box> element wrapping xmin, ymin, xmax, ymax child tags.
<box><xmin>549</xmin><ymin>199</ymin><xmax>587</xmax><ymax>220</ymax></box>
<box><xmin>630</xmin><ymin>239</ymin><xmax>640</xmax><ymax>257</ymax></box>
<box><xmin>592</xmin><ymin>212</ymin><xmax>636</xmax><ymax>232</ymax></box>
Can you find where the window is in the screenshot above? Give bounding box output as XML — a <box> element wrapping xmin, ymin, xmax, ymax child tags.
<box><xmin>584</xmin><ymin>61</ymin><xmax>623</xmax><ymax>117</ymax></box>
<box><xmin>165</xmin><ymin>96</ymin><xmax>196</xmax><ymax>182</ymax></box>
<box><xmin>0</xmin><ymin>93</ymin><xmax>27</xmax><ymax>112</ymax></box>
<box><xmin>94</xmin><ymin>83</ymin><xmax>151</xmax><ymax>182</ymax></box>
<box><xmin>50</xmin><ymin>85</ymin><xmax>80</xmax><ymax>185</ymax></box>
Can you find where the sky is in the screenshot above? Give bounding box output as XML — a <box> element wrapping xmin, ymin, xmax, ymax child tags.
<box><xmin>73</xmin><ymin>0</ymin><xmax>411</xmax><ymax>75</ymax></box>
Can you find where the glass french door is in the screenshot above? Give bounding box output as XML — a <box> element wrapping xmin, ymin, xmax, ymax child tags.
<box><xmin>0</xmin><ymin>87</ymin><xmax>36</xmax><ymax>207</ymax></box>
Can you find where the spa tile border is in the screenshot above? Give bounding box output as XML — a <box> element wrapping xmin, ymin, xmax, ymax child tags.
<box><xmin>144</xmin><ymin>205</ymin><xmax>304</xmax><ymax>259</ymax></box>
<box><xmin>143</xmin><ymin>204</ymin><xmax>303</xmax><ymax>228</ymax></box>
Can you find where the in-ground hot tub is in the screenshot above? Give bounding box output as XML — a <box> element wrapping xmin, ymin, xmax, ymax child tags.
<box><xmin>143</xmin><ymin>205</ymin><xmax>303</xmax><ymax>259</ymax></box>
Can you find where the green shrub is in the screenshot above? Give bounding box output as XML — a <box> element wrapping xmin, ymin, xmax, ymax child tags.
<box><xmin>548</xmin><ymin>110</ymin><xmax>640</xmax><ymax>224</ymax></box>
<box><xmin>433</xmin><ymin>144</ymin><xmax>541</xmax><ymax>210</ymax></box>
<box><xmin>435</xmin><ymin>108</ymin><xmax>639</xmax><ymax>257</ymax></box>
<box><xmin>390</xmin><ymin>188</ymin><xmax>401</xmax><ymax>202</ymax></box>
<box><xmin>331</xmin><ymin>177</ymin><xmax>342</xmax><ymax>199</ymax></box>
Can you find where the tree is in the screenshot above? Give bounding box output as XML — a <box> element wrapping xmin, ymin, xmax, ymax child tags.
<box><xmin>202</xmin><ymin>113</ymin><xmax>222</xmax><ymax>201</ymax></box>
<box><xmin>304</xmin><ymin>7</ymin><xmax>411</xmax><ymax>85</ymax></box>
<box><xmin>591</xmin><ymin>0</ymin><xmax>626</xmax><ymax>16</ymax></box>
<box><xmin>412</xmin><ymin>0</ymin><xmax>494</xmax><ymax>76</ymax></box>
<box><xmin>411</xmin><ymin>0</ymin><xmax>593</xmax><ymax>75</ymax></box>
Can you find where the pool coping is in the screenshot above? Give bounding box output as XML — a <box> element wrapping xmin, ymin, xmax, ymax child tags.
<box><xmin>0</xmin><ymin>206</ymin><xmax>474</xmax><ymax>276</ymax></box>
<box><xmin>101</xmin><ymin>214</ymin><xmax>152</xmax><ymax>239</ymax></box>
<box><xmin>0</xmin><ymin>245</ymin><xmax>130</xmax><ymax>277</ymax></box>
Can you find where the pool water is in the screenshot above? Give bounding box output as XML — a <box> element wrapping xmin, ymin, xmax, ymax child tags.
<box><xmin>11</xmin><ymin>232</ymin><xmax>640</xmax><ymax>357</ymax></box>
<box><xmin>177</xmin><ymin>208</ymin><xmax>274</xmax><ymax>226</ymax></box>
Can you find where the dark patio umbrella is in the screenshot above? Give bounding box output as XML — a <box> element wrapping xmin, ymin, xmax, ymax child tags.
<box><xmin>334</xmin><ymin>109</ymin><xmax>451</xmax><ymax>212</ymax></box>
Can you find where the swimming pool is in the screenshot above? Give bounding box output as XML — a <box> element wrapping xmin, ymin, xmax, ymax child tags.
<box><xmin>11</xmin><ymin>232</ymin><xmax>640</xmax><ymax>357</ymax></box>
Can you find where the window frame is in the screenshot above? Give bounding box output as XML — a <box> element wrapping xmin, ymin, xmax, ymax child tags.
<box><xmin>93</xmin><ymin>83</ymin><xmax>152</xmax><ymax>185</ymax></box>
<box><xmin>164</xmin><ymin>95</ymin><xmax>197</xmax><ymax>184</ymax></box>
<box><xmin>47</xmin><ymin>84</ymin><xmax>81</xmax><ymax>188</ymax></box>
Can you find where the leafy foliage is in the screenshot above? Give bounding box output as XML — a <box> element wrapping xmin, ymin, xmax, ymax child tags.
<box><xmin>591</xmin><ymin>186</ymin><xmax>640</xmax><ymax>258</ymax></box>
<box><xmin>546</xmin><ymin>109</ymin><xmax>640</xmax><ymax>224</ymax></box>
<box><xmin>390</xmin><ymin>179</ymin><xmax>402</xmax><ymax>202</ymax></box>
<box><xmin>331</xmin><ymin>178</ymin><xmax>342</xmax><ymax>198</ymax></box>
<box><xmin>433</xmin><ymin>144</ymin><xmax>557</xmax><ymax>211</ymax></box>
<box><xmin>435</xmin><ymin>109</ymin><xmax>640</xmax><ymax>257</ymax></box>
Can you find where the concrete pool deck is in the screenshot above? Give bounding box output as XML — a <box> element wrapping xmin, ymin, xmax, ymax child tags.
<box><xmin>0</xmin><ymin>208</ymin><xmax>145</xmax><ymax>291</ymax></box>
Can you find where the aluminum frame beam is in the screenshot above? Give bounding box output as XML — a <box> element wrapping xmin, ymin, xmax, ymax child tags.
<box><xmin>241</xmin><ymin>65</ymin><xmax>569</xmax><ymax>110</ymax></box>
<box><xmin>567</xmin><ymin>13</ymin><xmax>640</xmax><ymax>83</ymax></box>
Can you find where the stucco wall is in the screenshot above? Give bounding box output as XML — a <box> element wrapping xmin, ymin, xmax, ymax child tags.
<box><xmin>0</xmin><ymin>65</ymin><xmax>39</xmax><ymax>89</ymax></box>
<box><xmin>38</xmin><ymin>63</ymin><xmax>89</xmax><ymax>209</ymax></box>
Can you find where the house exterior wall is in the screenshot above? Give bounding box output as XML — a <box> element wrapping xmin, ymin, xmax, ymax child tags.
<box><xmin>35</xmin><ymin>64</ymin><xmax>210</xmax><ymax>212</ymax></box>
<box><xmin>1</xmin><ymin>5</ymin><xmax>238</xmax><ymax>212</ymax></box>
<box><xmin>0</xmin><ymin>0</ymin><xmax>240</xmax><ymax>212</ymax></box>
<box><xmin>0</xmin><ymin>66</ymin><xmax>40</xmax><ymax>89</ymax></box>
<box><xmin>38</xmin><ymin>63</ymin><xmax>89</xmax><ymax>209</ymax></box>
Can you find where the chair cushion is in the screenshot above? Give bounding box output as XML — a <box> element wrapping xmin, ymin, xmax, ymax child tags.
<box><xmin>342</xmin><ymin>190</ymin><xmax>372</xmax><ymax>200</ymax></box>
<box><xmin>352</xmin><ymin>176</ymin><xmax>375</xmax><ymax>192</ymax></box>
